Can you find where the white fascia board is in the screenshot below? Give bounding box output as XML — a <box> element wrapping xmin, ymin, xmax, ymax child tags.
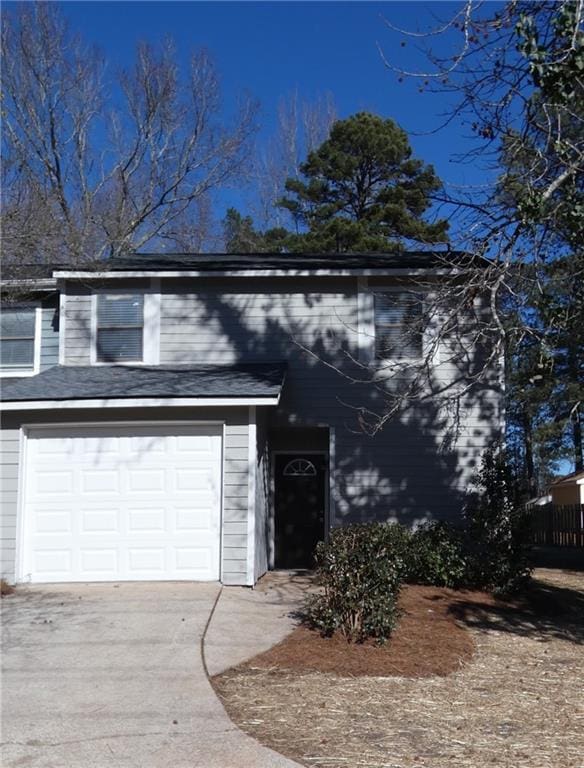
<box><xmin>1</xmin><ymin>279</ymin><xmax>57</xmax><ymax>291</ymax></box>
<box><xmin>1</xmin><ymin>396</ymin><xmax>280</xmax><ymax>411</ymax></box>
<box><xmin>53</xmin><ymin>267</ymin><xmax>467</xmax><ymax>279</ymax></box>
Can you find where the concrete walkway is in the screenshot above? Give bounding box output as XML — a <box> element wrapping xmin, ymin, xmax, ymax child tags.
<box><xmin>204</xmin><ymin>570</ymin><xmax>311</xmax><ymax>676</ymax></box>
<box><xmin>1</xmin><ymin>582</ymin><xmax>302</xmax><ymax>768</ymax></box>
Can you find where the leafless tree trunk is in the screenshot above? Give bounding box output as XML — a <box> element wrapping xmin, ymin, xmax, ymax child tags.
<box><xmin>312</xmin><ymin>0</ymin><xmax>583</xmax><ymax>440</ymax></box>
<box><xmin>1</xmin><ymin>2</ymin><xmax>257</xmax><ymax>268</ymax></box>
<box><xmin>253</xmin><ymin>90</ymin><xmax>336</xmax><ymax>229</ymax></box>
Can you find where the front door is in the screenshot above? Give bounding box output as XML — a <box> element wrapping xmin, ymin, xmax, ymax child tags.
<box><xmin>274</xmin><ymin>453</ymin><xmax>326</xmax><ymax>569</ymax></box>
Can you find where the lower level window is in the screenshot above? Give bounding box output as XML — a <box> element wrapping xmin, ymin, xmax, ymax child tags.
<box><xmin>0</xmin><ymin>306</ymin><xmax>36</xmax><ymax>372</ymax></box>
<box><xmin>96</xmin><ymin>294</ymin><xmax>144</xmax><ymax>362</ymax></box>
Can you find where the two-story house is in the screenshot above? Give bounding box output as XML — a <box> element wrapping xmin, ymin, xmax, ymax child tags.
<box><xmin>0</xmin><ymin>253</ymin><xmax>503</xmax><ymax>586</ymax></box>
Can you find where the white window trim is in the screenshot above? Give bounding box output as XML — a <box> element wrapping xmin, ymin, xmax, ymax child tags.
<box><xmin>0</xmin><ymin>304</ymin><xmax>42</xmax><ymax>378</ymax></box>
<box><xmin>369</xmin><ymin>286</ymin><xmax>430</xmax><ymax>365</ymax></box>
<box><xmin>58</xmin><ymin>290</ymin><xmax>66</xmax><ymax>365</ymax></box>
<box><xmin>90</xmin><ymin>285</ymin><xmax>159</xmax><ymax>366</ymax></box>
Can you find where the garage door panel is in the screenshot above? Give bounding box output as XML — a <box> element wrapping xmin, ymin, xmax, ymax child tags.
<box><xmin>21</xmin><ymin>425</ymin><xmax>222</xmax><ymax>583</ymax></box>
<box><xmin>176</xmin><ymin>434</ymin><xmax>216</xmax><ymax>453</ymax></box>
<box><xmin>81</xmin><ymin>509</ymin><xmax>121</xmax><ymax>534</ymax></box>
<box><xmin>81</xmin><ymin>470</ymin><xmax>120</xmax><ymax>494</ymax></box>
<box><xmin>80</xmin><ymin>548</ymin><xmax>118</xmax><ymax>575</ymax></box>
<box><xmin>35</xmin><ymin>437</ymin><xmax>74</xmax><ymax>457</ymax></box>
<box><xmin>175</xmin><ymin>467</ymin><xmax>216</xmax><ymax>492</ymax></box>
<box><xmin>34</xmin><ymin>470</ymin><xmax>74</xmax><ymax>495</ymax></box>
<box><xmin>33</xmin><ymin>549</ymin><xmax>72</xmax><ymax>576</ymax></box>
<box><xmin>127</xmin><ymin>547</ymin><xmax>166</xmax><ymax>573</ymax></box>
<box><xmin>128</xmin><ymin>507</ymin><xmax>166</xmax><ymax>532</ymax></box>
<box><xmin>127</xmin><ymin>469</ymin><xmax>166</xmax><ymax>493</ymax></box>
<box><xmin>175</xmin><ymin>504</ymin><xmax>215</xmax><ymax>531</ymax></box>
<box><xmin>82</xmin><ymin>436</ymin><xmax>121</xmax><ymax>455</ymax></box>
<box><xmin>175</xmin><ymin>547</ymin><xmax>211</xmax><ymax>573</ymax></box>
<box><xmin>33</xmin><ymin>508</ymin><xmax>72</xmax><ymax>534</ymax></box>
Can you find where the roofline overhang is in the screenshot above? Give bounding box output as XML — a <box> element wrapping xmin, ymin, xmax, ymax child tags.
<box><xmin>1</xmin><ymin>395</ymin><xmax>280</xmax><ymax>411</ymax></box>
<box><xmin>53</xmin><ymin>267</ymin><xmax>471</xmax><ymax>279</ymax></box>
<box><xmin>1</xmin><ymin>278</ymin><xmax>58</xmax><ymax>291</ymax></box>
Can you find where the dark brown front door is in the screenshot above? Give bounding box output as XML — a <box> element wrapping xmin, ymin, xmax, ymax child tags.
<box><xmin>274</xmin><ymin>453</ymin><xmax>326</xmax><ymax>569</ymax></box>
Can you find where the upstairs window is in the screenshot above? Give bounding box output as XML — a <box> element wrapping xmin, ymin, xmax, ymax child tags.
<box><xmin>0</xmin><ymin>306</ymin><xmax>38</xmax><ymax>373</ymax></box>
<box><xmin>374</xmin><ymin>291</ymin><xmax>424</xmax><ymax>360</ymax></box>
<box><xmin>96</xmin><ymin>294</ymin><xmax>144</xmax><ymax>363</ymax></box>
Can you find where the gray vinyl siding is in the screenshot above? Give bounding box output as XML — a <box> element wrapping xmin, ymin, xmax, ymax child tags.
<box><xmin>222</xmin><ymin>411</ymin><xmax>251</xmax><ymax>586</ymax></box>
<box><xmin>159</xmin><ymin>277</ymin><xmax>356</xmax><ymax>367</ymax></box>
<box><xmin>62</xmin><ymin>279</ymin><xmax>153</xmax><ymax>366</ymax></box>
<box><xmin>0</xmin><ymin>428</ymin><xmax>19</xmax><ymax>581</ymax></box>
<box><xmin>40</xmin><ymin>297</ymin><xmax>59</xmax><ymax>370</ymax></box>
<box><xmin>55</xmin><ymin>273</ymin><xmax>503</xmax><ymax>536</ymax></box>
<box><xmin>0</xmin><ymin>407</ymin><xmax>250</xmax><ymax>586</ymax></box>
<box><xmin>158</xmin><ymin>276</ymin><xmax>502</xmax><ymax>527</ymax></box>
<box><xmin>63</xmin><ymin>286</ymin><xmax>92</xmax><ymax>365</ymax></box>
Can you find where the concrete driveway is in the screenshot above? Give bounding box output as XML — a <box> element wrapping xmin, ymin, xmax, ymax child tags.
<box><xmin>1</xmin><ymin>582</ymin><xmax>299</xmax><ymax>768</ymax></box>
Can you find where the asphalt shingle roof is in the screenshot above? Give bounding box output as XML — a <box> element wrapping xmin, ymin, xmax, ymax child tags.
<box><xmin>104</xmin><ymin>251</ymin><xmax>484</xmax><ymax>271</ymax></box>
<box><xmin>2</xmin><ymin>250</ymin><xmax>489</xmax><ymax>282</ymax></box>
<box><xmin>1</xmin><ymin>363</ymin><xmax>286</xmax><ymax>403</ymax></box>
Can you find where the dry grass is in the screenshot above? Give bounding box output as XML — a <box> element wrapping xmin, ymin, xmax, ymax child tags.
<box><xmin>214</xmin><ymin>569</ymin><xmax>584</xmax><ymax>768</ymax></box>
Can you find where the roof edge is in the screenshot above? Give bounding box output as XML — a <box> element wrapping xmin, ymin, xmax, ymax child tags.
<box><xmin>2</xmin><ymin>395</ymin><xmax>281</xmax><ymax>410</ymax></box>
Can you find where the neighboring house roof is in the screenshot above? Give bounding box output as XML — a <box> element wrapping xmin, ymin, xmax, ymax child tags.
<box><xmin>2</xmin><ymin>264</ymin><xmax>63</xmax><ymax>280</ymax></box>
<box><xmin>550</xmin><ymin>469</ymin><xmax>584</xmax><ymax>487</ymax></box>
<box><xmin>1</xmin><ymin>262</ymin><xmax>61</xmax><ymax>291</ymax></box>
<box><xmin>526</xmin><ymin>494</ymin><xmax>552</xmax><ymax>507</ymax></box>
<box><xmin>1</xmin><ymin>363</ymin><xmax>286</xmax><ymax>406</ymax></box>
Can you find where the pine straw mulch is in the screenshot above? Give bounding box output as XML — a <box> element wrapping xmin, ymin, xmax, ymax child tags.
<box><xmin>0</xmin><ymin>579</ymin><xmax>15</xmax><ymax>597</ymax></box>
<box><xmin>212</xmin><ymin>569</ymin><xmax>584</xmax><ymax>768</ymax></box>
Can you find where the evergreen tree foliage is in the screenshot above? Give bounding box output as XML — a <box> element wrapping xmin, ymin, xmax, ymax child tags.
<box><xmin>223</xmin><ymin>208</ymin><xmax>287</xmax><ymax>253</ymax></box>
<box><xmin>465</xmin><ymin>447</ymin><xmax>532</xmax><ymax>595</ymax></box>
<box><xmin>278</xmin><ymin>112</ymin><xmax>449</xmax><ymax>252</ymax></box>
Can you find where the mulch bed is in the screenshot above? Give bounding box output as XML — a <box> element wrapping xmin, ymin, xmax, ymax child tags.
<box><xmin>0</xmin><ymin>579</ymin><xmax>15</xmax><ymax>597</ymax></box>
<box><xmin>230</xmin><ymin>584</ymin><xmax>488</xmax><ymax>678</ymax></box>
<box><xmin>213</xmin><ymin>571</ymin><xmax>584</xmax><ymax>768</ymax></box>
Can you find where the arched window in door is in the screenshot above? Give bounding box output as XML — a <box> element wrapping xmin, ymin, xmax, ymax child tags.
<box><xmin>282</xmin><ymin>458</ymin><xmax>317</xmax><ymax>477</ymax></box>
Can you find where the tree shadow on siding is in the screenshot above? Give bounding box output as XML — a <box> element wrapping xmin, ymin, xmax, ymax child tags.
<box><xmin>185</xmin><ymin>280</ymin><xmax>502</xmax><ymax>529</ymax></box>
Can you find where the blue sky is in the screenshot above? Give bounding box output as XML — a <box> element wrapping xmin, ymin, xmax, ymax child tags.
<box><xmin>56</xmin><ymin>1</ymin><xmax>503</xmax><ymax>217</ymax></box>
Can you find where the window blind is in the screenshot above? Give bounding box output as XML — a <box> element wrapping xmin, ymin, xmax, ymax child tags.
<box><xmin>0</xmin><ymin>307</ymin><xmax>36</xmax><ymax>369</ymax></box>
<box><xmin>374</xmin><ymin>292</ymin><xmax>423</xmax><ymax>360</ymax></box>
<box><xmin>96</xmin><ymin>295</ymin><xmax>144</xmax><ymax>362</ymax></box>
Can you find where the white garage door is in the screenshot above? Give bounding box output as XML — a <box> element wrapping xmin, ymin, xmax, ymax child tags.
<box><xmin>20</xmin><ymin>424</ymin><xmax>222</xmax><ymax>583</ymax></box>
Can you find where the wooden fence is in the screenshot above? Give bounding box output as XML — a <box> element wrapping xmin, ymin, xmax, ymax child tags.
<box><xmin>530</xmin><ymin>503</ymin><xmax>584</xmax><ymax>548</ymax></box>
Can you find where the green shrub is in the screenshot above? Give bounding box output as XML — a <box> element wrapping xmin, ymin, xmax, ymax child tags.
<box><xmin>464</xmin><ymin>446</ymin><xmax>533</xmax><ymax>595</ymax></box>
<box><xmin>407</xmin><ymin>521</ymin><xmax>468</xmax><ymax>588</ymax></box>
<box><xmin>304</xmin><ymin>523</ymin><xmax>406</xmax><ymax>643</ymax></box>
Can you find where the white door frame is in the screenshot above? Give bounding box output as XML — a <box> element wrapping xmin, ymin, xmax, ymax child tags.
<box><xmin>16</xmin><ymin>420</ymin><xmax>225</xmax><ymax>583</ymax></box>
<box><xmin>269</xmin><ymin>449</ymin><xmax>329</xmax><ymax>570</ymax></box>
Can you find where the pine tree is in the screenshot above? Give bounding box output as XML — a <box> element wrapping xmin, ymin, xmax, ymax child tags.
<box><xmin>223</xmin><ymin>208</ymin><xmax>287</xmax><ymax>253</ymax></box>
<box><xmin>278</xmin><ymin>112</ymin><xmax>448</xmax><ymax>253</ymax></box>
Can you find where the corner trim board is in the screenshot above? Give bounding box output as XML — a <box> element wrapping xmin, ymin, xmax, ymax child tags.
<box><xmin>246</xmin><ymin>405</ymin><xmax>257</xmax><ymax>587</ymax></box>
